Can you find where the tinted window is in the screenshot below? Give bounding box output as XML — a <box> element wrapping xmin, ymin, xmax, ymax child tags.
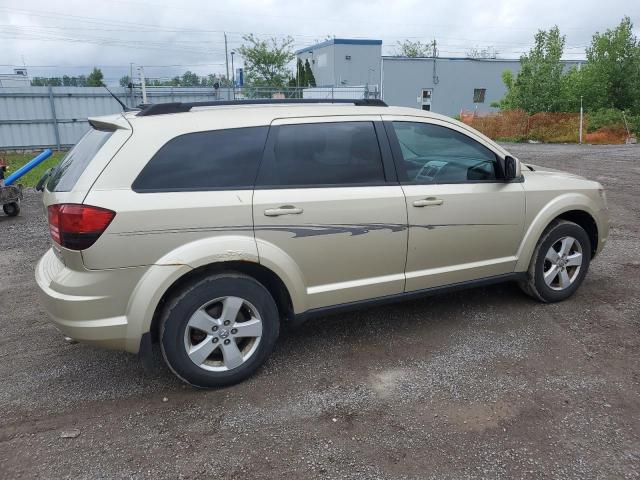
<box><xmin>133</xmin><ymin>126</ymin><xmax>268</xmax><ymax>191</ymax></box>
<box><xmin>392</xmin><ymin>122</ymin><xmax>498</xmax><ymax>183</ymax></box>
<box><xmin>258</xmin><ymin>122</ymin><xmax>385</xmax><ymax>186</ymax></box>
<box><xmin>47</xmin><ymin>129</ymin><xmax>113</xmax><ymax>192</ymax></box>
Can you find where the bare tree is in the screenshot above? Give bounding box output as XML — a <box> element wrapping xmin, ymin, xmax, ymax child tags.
<box><xmin>395</xmin><ymin>40</ymin><xmax>434</xmax><ymax>58</ymax></box>
<box><xmin>466</xmin><ymin>46</ymin><xmax>499</xmax><ymax>59</ymax></box>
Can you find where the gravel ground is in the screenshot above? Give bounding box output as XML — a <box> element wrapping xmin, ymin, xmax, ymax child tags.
<box><xmin>0</xmin><ymin>143</ymin><xmax>639</xmax><ymax>479</ymax></box>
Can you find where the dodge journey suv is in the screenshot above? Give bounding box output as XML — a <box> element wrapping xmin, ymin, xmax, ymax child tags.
<box><xmin>36</xmin><ymin>99</ymin><xmax>609</xmax><ymax>387</ymax></box>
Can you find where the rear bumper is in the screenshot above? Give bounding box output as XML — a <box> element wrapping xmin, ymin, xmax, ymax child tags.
<box><xmin>35</xmin><ymin>249</ymin><xmax>147</xmax><ymax>352</ymax></box>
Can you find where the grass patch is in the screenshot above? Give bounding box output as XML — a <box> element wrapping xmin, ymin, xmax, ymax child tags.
<box><xmin>1</xmin><ymin>151</ymin><xmax>65</xmax><ymax>188</ymax></box>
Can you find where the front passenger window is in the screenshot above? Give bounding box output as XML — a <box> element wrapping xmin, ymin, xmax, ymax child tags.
<box><xmin>392</xmin><ymin>122</ymin><xmax>498</xmax><ymax>183</ymax></box>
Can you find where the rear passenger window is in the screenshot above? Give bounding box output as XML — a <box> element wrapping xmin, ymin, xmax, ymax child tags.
<box><xmin>132</xmin><ymin>126</ymin><xmax>268</xmax><ymax>192</ymax></box>
<box><xmin>257</xmin><ymin>122</ymin><xmax>385</xmax><ymax>187</ymax></box>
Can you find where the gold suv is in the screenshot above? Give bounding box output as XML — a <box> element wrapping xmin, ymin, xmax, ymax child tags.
<box><xmin>35</xmin><ymin>100</ymin><xmax>609</xmax><ymax>387</ymax></box>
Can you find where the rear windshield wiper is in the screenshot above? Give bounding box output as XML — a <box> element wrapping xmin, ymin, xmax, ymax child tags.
<box><xmin>36</xmin><ymin>168</ymin><xmax>53</xmax><ymax>192</ymax></box>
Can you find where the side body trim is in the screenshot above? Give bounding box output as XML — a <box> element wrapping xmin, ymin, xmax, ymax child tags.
<box><xmin>292</xmin><ymin>272</ymin><xmax>526</xmax><ymax>325</ymax></box>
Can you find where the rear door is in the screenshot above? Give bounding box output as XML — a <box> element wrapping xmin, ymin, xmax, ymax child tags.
<box><xmin>384</xmin><ymin>116</ymin><xmax>525</xmax><ymax>291</ymax></box>
<box><xmin>253</xmin><ymin>116</ymin><xmax>407</xmax><ymax>311</ymax></box>
<box><xmin>82</xmin><ymin>125</ymin><xmax>268</xmax><ymax>270</ymax></box>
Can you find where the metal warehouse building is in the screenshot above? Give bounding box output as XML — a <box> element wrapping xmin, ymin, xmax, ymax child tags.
<box><xmin>297</xmin><ymin>39</ymin><xmax>583</xmax><ymax>117</ymax></box>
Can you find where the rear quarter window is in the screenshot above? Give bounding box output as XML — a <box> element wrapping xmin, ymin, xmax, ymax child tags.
<box><xmin>47</xmin><ymin>129</ymin><xmax>113</xmax><ymax>192</ymax></box>
<box><xmin>132</xmin><ymin>126</ymin><xmax>268</xmax><ymax>192</ymax></box>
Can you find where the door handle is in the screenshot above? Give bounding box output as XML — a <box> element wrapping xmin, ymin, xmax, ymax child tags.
<box><xmin>264</xmin><ymin>205</ymin><xmax>304</xmax><ymax>216</ymax></box>
<box><xmin>413</xmin><ymin>198</ymin><xmax>443</xmax><ymax>207</ymax></box>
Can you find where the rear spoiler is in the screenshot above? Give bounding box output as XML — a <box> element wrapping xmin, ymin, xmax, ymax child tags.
<box><xmin>88</xmin><ymin>114</ymin><xmax>131</xmax><ymax>132</ymax></box>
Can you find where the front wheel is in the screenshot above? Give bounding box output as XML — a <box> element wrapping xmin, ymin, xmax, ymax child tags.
<box><xmin>160</xmin><ymin>273</ymin><xmax>280</xmax><ymax>388</ymax></box>
<box><xmin>3</xmin><ymin>202</ymin><xmax>20</xmax><ymax>217</ymax></box>
<box><xmin>519</xmin><ymin>220</ymin><xmax>591</xmax><ymax>303</ymax></box>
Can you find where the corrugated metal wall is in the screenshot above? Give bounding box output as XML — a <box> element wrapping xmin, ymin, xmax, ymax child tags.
<box><xmin>0</xmin><ymin>86</ymin><xmax>231</xmax><ymax>150</ymax></box>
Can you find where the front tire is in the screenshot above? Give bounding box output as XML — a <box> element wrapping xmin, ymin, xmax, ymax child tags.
<box><xmin>160</xmin><ymin>273</ymin><xmax>280</xmax><ymax>388</ymax></box>
<box><xmin>519</xmin><ymin>220</ymin><xmax>591</xmax><ymax>303</ymax></box>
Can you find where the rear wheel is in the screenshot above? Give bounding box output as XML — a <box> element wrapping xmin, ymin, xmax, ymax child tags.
<box><xmin>3</xmin><ymin>202</ymin><xmax>20</xmax><ymax>217</ymax></box>
<box><xmin>160</xmin><ymin>273</ymin><xmax>280</xmax><ymax>388</ymax></box>
<box><xmin>519</xmin><ymin>220</ymin><xmax>591</xmax><ymax>302</ymax></box>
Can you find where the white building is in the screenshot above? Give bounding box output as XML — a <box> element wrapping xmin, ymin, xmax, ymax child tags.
<box><xmin>0</xmin><ymin>69</ymin><xmax>30</xmax><ymax>88</ymax></box>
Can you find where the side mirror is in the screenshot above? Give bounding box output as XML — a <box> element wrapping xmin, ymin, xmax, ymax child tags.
<box><xmin>504</xmin><ymin>155</ymin><xmax>518</xmax><ymax>181</ymax></box>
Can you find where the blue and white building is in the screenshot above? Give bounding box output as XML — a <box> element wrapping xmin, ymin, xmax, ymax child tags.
<box><xmin>296</xmin><ymin>39</ymin><xmax>583</xmax><ymax>117</ymax></box>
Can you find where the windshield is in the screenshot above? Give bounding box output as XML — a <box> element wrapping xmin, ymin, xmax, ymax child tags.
<box><xmin>47</xmin><ymin>129</ymin><xmax>113</xmax><ymax>192</ymax></box>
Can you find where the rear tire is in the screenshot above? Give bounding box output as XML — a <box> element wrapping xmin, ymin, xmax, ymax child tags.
<box><xmin>3</xmin><ymin>202</ymin><xmax>19</xmax><ymax>217</ymax></box>
<box><xmin>519</xmin><ymin>220</ymin><xmax>591</xmax><ymax>303</ymax></box>
<box><xmin>160</xmin><ymin>272</ymin><xmax>280</xmax><ymax>388</ymax></box>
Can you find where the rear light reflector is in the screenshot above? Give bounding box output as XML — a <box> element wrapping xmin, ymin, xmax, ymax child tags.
<box><xmin>47</xmin><ymin>204</ymin><xmax>115</xmax><ymax>250</ymax></box>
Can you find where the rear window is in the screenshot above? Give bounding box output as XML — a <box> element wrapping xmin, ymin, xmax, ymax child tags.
<box><xmin>47</xmin><ymin>129</ymin><xmax>113</xmax><ymax>192</ymax></box>
<box><xmin>132</xmin><ymin>126</ymin><xmax>268</xmax><ymax>192</ymax></box>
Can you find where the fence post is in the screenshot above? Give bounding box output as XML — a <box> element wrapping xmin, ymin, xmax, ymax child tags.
<box><xmin>48</xmin><ymin>86</ymin><xmax>61</xmax><ymax>151</ymax></box>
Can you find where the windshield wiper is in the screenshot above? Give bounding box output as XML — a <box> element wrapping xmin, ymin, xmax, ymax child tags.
<box><xmin>35</xmin><ymin>168</ymin><xmax>53</xmax><ymax>192</ymax></box>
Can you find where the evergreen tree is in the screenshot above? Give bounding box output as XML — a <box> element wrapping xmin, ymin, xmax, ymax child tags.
<box><xmin>86</xmin><ymin>67</ymin><xmax>104</xmax><ymax>87</ymax></box>
<box><xmin>304</xmin><ymin>59</ymin><xmax>316</xmax><ymax>87</ymax></box>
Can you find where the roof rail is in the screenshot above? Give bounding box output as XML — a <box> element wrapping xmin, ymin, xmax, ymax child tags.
<box><xmin>136</xmin><ymin>98</ymin><xmax>388</xmax><ymax>117</ymax></box>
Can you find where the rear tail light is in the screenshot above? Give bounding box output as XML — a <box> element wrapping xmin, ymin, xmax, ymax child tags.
<box><xmin>47</xmin><ymin>204</ymin><xmax>115</xmax><ymax>250</ymax></box>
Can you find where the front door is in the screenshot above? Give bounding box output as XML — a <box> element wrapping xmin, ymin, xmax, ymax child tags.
<box><xmin>385</xmin><ymin>117</ymin><xmax>525</xmax><ymax>291</ymax></box>
<box><xmin>253</xmin><ymin>117</ymin><xmax>407</xmax><ymax>311</ymax></box>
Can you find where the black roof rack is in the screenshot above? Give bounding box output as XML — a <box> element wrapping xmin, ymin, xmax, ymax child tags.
<box><xmin>136</xmin><ymin>98</ymin><xmax>387</xmax><ymax>117</ymax></box>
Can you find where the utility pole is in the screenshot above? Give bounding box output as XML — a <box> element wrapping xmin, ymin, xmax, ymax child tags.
<box><xmin>224</xmin><ymin>33</ymin><xmax>230</xmax><ymax>87</ymax></box>
<box><xmin>231</xmin><ymin>51</ymin><xmax>236</xmax><ymax>100</ymax></box>
<box><xmin>579</xmin><ymin>96</ymin><xmax>583</xmax><ymax>144</ymax></box>
<box><xmin>431</xmin><ymin>39</ymin><xmax>439</xmax><ymax>84</ymax></box>
<box><xmin>138</xmin><ymin>66</ymin><xmax>148</xmax><ymax>104</ymax></box>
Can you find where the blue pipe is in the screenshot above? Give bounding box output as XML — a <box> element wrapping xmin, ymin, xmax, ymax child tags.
<box><xmin>6</xmin><ymin>149</ymin><xmax>53</xmax><ymax>186</ymax></box>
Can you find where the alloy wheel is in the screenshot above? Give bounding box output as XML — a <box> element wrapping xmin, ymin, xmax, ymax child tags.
<box><xmin>183</xmin><ymin>296</ymin><xmax>263</xmax><ymax>371</ymax></box>
<box><xmin>543</xmin><ymin>236</ymin><xmax>583</xmax><ymax>291</ymax></box>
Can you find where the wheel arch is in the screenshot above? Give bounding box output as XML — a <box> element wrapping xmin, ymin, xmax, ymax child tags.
<box><xmin>148</xmin><ymin>261</ymin><xmax>295</xmax><ymax>344</ymax></box>
<box><xmin>125</xmin><ymin>234</ymin><xmax>307</xmax><ymax>353</ymax></box>
<box><xmin>555</xmin><ymin>210</ymin><xmax>598</xmax><ymax>257</ymax></box>
<box><xmin>515</xmin><ymin>193</ymin><xmax>601</xmax><ymax>272</ymax></box>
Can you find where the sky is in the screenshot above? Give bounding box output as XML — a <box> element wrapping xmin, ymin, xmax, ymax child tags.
<box><xmin>0</xmin><ymin>0</ymin><xmax>638</xmax><ymax>85</ymax></box>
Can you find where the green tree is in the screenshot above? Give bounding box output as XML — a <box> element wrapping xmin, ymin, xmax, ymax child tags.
<box><xmin>498</xmin><ymin>26</ymin><xmax>566</xmax><ymax>112</ymax></box>
<box><xmin>557</xmin><ymin>65</ymin><xmax>586</xmax><ymax>112</ymax></box>
<box><xmin>303</xmin><ymin>59</ymin><xmax>316</xmax><ymax>87</ymax></box>
<box><xmin>580</xmin><ymin>16</ymin><xmax>640</xmax><ymax>112</ymax></box>
<box><xmin>394</xmin><ymin>40</ymin><xmax>433</xmax><ymax>57</ymax></box>
<box><xmin>119</xmin><ymin>75</ymin><xmax>131</xmax><ymax>87</ymax></box>
<box><xmin>86</xmin><ymin>67</ymin><xmax>104</xmax><ymax>86</ymax></box>
<box><xmin>181</xmin><ymin>71</ymin><xmax>200</xmax><ymax>87</ymax></box>
<box><xmin>290</xmin><ymin>58</ymin><xmax>305</xmax><ymax>86</ymax></box>
<box><xmin>238</xmin><ymin>34</ymin><xmax>295</xmax><ymax>87</ymax></box>
<box><xmin>31</xmin><ymin>77</ymin><xmax>62</xmax><ymax>86</ymax></box>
